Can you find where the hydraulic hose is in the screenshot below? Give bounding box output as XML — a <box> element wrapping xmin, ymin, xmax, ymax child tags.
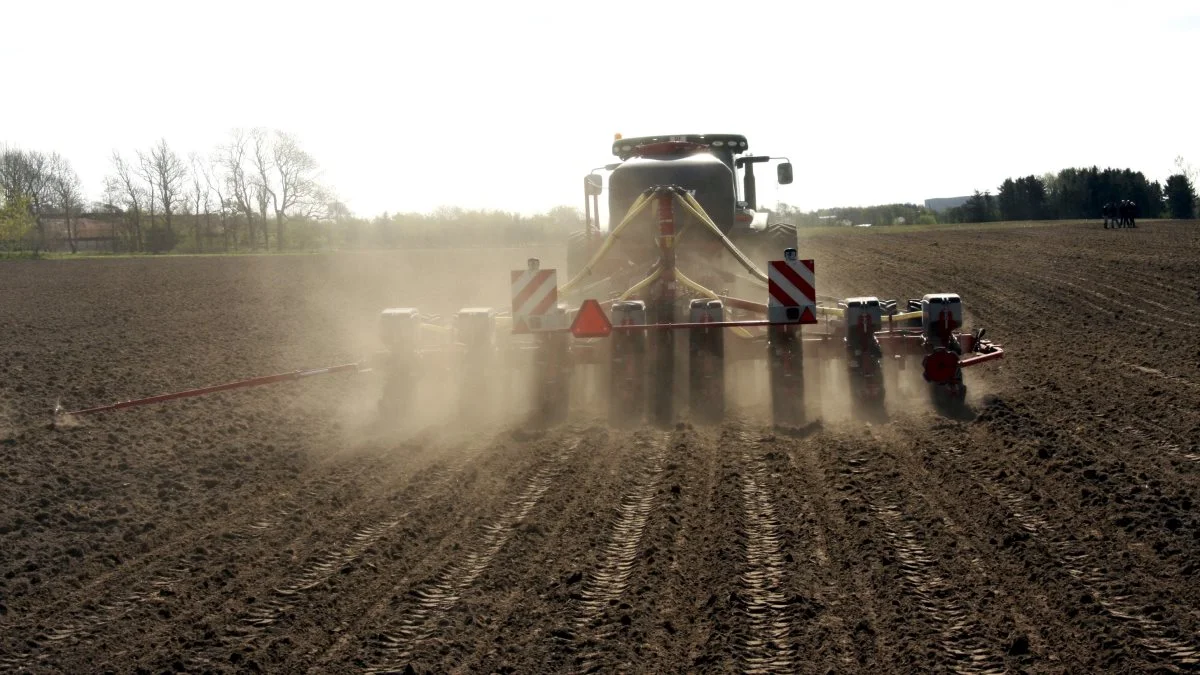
<box><xmin>674</xmin><ymin>192</ymin><xmax>769</xmax><ymax>288</ymax></box>
<box><xmin>619</xmin><ymin>265</ymin><xmax>663</xmax><ymax>301</ymax></box>
<box><xmin>673</xmin><ymin>267</ymin><xmax>755</xmax><ymax>340</ymax></box>
<box><xmin>561</xmin><ymin>191</ymin><xmax>655</xmax><ymax>293</ymax></box>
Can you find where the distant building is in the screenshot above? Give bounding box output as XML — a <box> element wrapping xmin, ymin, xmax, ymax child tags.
<box><xmin>43</xmin><ymin>217</ymin><xmax>118</xmax><ymax>252</ymax></box>
<box><xmin>924</xmin><ymin>196</ymin><xmax>970</xmax><ymax>212</ymax></box>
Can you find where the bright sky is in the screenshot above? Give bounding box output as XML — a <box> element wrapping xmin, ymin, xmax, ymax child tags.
<box><xmin>2</xmin><ymin>1</ymin><xmax>1196</xmax><ymax>216</ymax></box>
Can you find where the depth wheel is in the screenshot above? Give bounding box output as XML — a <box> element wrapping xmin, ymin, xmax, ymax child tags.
<box><xmin>609</xmin><ymin>331</ymin><xmax>646</xmax><ymax>426</ymax></box>
<box><xmin>534</xmin><ymin>334</ymin><xmax>570</xmax><ymax>425</ymax></box>
<box><xmin>651</xmin><ymin>331</ymin><xmax>675</xmax><ymax>426</ymax></box>
<box><xmin>688</xmin><ymin>325</ymin><xmax>725</xmax><ymax>424</ymax></box>
<box><xmin>768</xmin><ymin>325</ymin><xmax>804</xmax><ymax>426</ymax></box>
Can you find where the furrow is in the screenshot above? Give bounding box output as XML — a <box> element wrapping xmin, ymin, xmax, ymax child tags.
<box><xmin>365</xmin><ymin>440</ymin><xmax>578</xmax><ymax>672</ymax></box>
<box><xmin>736</xmin><ymin>439</ymin><xmax>797</xmax><ymax>673</ymax></box>
<box><xmin>574</xmin><ymin>433</ymin><xmax>669</xmax><ymax>626</ymax></box>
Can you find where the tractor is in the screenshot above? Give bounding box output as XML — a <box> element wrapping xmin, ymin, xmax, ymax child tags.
<box><xmin>373</xmin><ymin>133</ymin><xmax>1005</xmax><ymax>426</ymax></box>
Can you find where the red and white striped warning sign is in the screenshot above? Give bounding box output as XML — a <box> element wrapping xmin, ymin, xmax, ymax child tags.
<box><xmin>767</xmin><ymin>257</ymin><xmax>817</xmax><ymax>324</ymax></box>
<box><xmin>511</xmin><ymin>267</ymin><xmax>559</xmax><ymax>333</ymax></box>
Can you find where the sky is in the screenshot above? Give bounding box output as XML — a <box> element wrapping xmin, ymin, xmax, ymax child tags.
<box><xmin>1</xmin><ymin>0</ymin><xmax>1197</xmax><ymax>217</ymax></box>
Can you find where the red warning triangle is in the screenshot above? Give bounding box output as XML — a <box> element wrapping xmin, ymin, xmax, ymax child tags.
<box><xmin>799</xmin><ymin>306</ymin><xmax>817</xmax><ymax>325</ymax></box>
<box><xmin>570</xmin><ymin>299</ymin><xmax>612</xmax><ymax>338</ymax></box>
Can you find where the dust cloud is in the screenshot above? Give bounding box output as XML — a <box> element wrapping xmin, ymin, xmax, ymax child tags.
<box><xmin>232</xmin><ymin>243</ymin><xmax>959</xmax><ymax>447</ymax></box>
<box><xmin>245</xmin><ymin>246</ymin><xmax>569</xmax><ymax>456</ymax></box>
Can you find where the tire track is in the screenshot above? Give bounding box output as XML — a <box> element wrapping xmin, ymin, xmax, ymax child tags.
<box><xmin>574</xmin><ymin>433</ymin><xmax>669</xmax><ymax>627</ymax></box>
<box><xmin>940</xmin><ymin>446</ymin><xmax>1200</xmax><ymax>670</ymax></box>
<box><xmin>843</xmin><ymin>451</ymin><xmax>1006</xmax><ymax>674</ymax></box>
<box><xmin>736</xmin><ymin>440</ymin><xmax>798</xmax><ymax>674</ymax></box>
<box><xmin>234</xmin><ymin>455</ymin><xmax>485</xmax><ymax>635</ymax></box>
<box><xmin>0</xmin><ymin>464</ymin><xmax>351</xmax><ymax>668</ymax></box>
<box><xmin>1029</xmin><ymin>270</ymin><xmax>1200</xmax><ymax>328</ymax></box>
<box><xmin>7</xmin><ymin>426</ymin><xmax>475</xmax><ymax>672</ymax></box>
<box><xmin>783</xmin><ymin>432</ymin><xmax>878</xmax><ymax>671</ymax></box>
<box><xmin>363</xmin><ymin>439</ymin><xmax>580</xmax><ymax>673</ymax></box>
<box><xmin>176</xmin><ymin>437</ymin><xmax>501</xmax><ymax>672</ymax></box>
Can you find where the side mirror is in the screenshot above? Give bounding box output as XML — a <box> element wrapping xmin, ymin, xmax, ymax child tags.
<box><xmin>777</xmin><ymin>162</ymin><xmax>794</xmax><ymax>185</ymax></box>
<box><xmin>584</xmin><ymin>174</ymin><xmax>603</xmax><ymax>196</ymax></box>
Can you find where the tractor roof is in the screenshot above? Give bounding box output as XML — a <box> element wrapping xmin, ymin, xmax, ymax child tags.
<box><xmin>612</xmin><ymin>134</ymin><xmax>749</xmax><ymax>160</ymax></box>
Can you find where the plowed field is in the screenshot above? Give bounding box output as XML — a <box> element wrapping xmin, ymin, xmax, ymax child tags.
<box><xmin>2</xmin><ymin>220</ymin><xmax>1199</xmax><ymax>674</ymax></box>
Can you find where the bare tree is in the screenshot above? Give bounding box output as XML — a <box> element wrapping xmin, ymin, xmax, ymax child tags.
<box><xmin>189</xmin><ymin>152</ymin><xmax>210</xmax><ymax>252</ymax></box>
<box><xmin>268</xmin><ymin>131</ymin><xmax>322</xmax><ymax>251</ymax></box>
<box><xmin>139</xmin><ymin>139</ymin><xmax>188</xmax><ymax>238</ymax></box>
<box><xmin>255</xmin><ymin>183</ymin><xmax>270</xmax><ymax>248</ymax></box>
<box><xmin>47</xmin><ymin>154</ymin><xmax>84</xmax><ymax>253</ymax></box>
<box><xmin>222</xmin><ymin>129</ymin><xmax>257</xmax><ymax>249</ymax></box>
<box><xmin>107</xmin><ymin>151</ymin><xmax>145</xmax><ymax>251</ymax></box>
<box><xmin>100</xmin><ymin>178</ymin><xmax>123</xmax><ymax>252</ymax></box>
<box><xmin>203</xmin><ymin>156</ymin><xmax>231</xmax><ymax>251</ymax></box>
<box><xmin>1177</xmin><ymin>156</ymin><xmax>1198</xmax><ymax>184</ymax></box>
<box><xmin>137</xmin><ymin>151</ymin><xmax>158</xmax><ymax>235</ymax></box>
<box><xmin>249</xmin><ymin>128</ymin><xmax>275</xmax><ymax>249</ymax></box>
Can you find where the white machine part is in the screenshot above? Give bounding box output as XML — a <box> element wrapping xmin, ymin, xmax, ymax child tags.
<box><xmin>455</xmin><ymin>307</ymin><xmax>497</xmax><ymax>347</ymax></box>
<box><xmin>611</xmin><ymin>300</ymin><xmax>647</xmax><ymax>326</ymax></box>
<box><xmin>921</xmin><ymin>293</ymin><xmax>963</xmax><ymax>338</ymax></box>
<box><xmin>844</xmin><ymin>297</ymin><xmax>882</xmax><ymax>333</ymax></box>
<box><xmin>380</xmin><ymin>308</ymin><xmax>420</xmax><ymax>349</ymax></box>
<box><xmin>688</xmin><ymin>299</ymin><xmax>724</xmax><ymax>323</ymax></box>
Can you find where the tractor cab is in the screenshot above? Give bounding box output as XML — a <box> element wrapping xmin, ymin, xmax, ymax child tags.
<box><xmin>591</xmin><ymin>134</ymin><xmax>792</xmax><ymax>236</ymax></box>
<box><xmin>573</xmin><ymin>134</ymin><xmax>796</xmax><ymax>293</ymax></box>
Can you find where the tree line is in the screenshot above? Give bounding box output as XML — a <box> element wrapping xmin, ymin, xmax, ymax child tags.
<box><xmin>771</xmin><ymin>202</ymin><xmax>939</xmax><ymax>227</ymax></box>
<box><xmin>1</xmin><ymin>131</ymin><xmax>587</xmax><ymax>255</ymax></box>
<box><xmin>945</xmin><ymin>162</ymin><xmax>1197</xmax><ymax>224</ymax></box>
<box><xmin>4</xmin><ymin>141</ymin><xmax>1198</xmax><ymax>256</ymax></box>
<box><xmin>2</xmin><ymin>130</ymin><xmax>330</xmax><ymax>254</ymax></box>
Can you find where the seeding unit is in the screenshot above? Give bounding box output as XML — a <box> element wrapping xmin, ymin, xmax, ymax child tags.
<box><xmin>376</xmin><ymin>178</ymin><xmax>1004</xmax><ymax>426</ymax></box>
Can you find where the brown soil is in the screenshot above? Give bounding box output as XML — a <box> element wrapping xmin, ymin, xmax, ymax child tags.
<box><xmin>2</xmin><ymin>222</ymin><xmax>1199</xmax><ymax>673</ymax></box>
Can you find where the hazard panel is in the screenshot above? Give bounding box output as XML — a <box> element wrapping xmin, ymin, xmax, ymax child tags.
<box><xmin>511</xmin><ymin>267</ymin><xmax>559</xmax><ymax>333</ymax></box>
<box><xmin>767</xmin><ymin>257</ymin><xmax>817</xmax><ymax>325</ymax></box>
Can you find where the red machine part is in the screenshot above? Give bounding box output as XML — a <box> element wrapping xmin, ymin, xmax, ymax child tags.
<box><xmin>632</xmin><ymin>140</ymin><xmax>707</xmax><ymax>157</ymax></box>
<box><xmin>922</xmin><ymin>350</ymin><xmax>960</xmax><ymax>384</ymax></box>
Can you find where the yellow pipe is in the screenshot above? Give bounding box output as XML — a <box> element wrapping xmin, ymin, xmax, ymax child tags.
<box><xmin>619</xmin><ymin>265</ymin><xmax>663</xmax><ymax>300</ymax></box>
<box><xmin>674</xmin><ymin>267</ymin><xmax>755</xmax><ymax>340</ymax></box>
<box><xmin>560</xmin><ymin>192</ymin><xmax>654</xmax><ymax>293</ymax></box>
<box><xmin>675</xmin><ymin>192</ymin><xmax>769</xmax><ymax>287</ymax></box>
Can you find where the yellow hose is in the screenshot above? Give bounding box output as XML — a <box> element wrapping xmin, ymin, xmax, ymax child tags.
<box><xmin>619</xmin><ymin>265</ymin><xmax>663</xmax><ymax>300</ymax></box>
<box><xmin>561</xmin><ymin>192</ymin><xmax>655</xmax><ymax>293</ymax></box>
<box><xmin>674</xmin><ymin>267</ymin><xmax>755</xmax><ymax>340</ymax></box>
<box><xmin>674</xmin><ymin>192</ymin><xmax>769</xmax><ymax>288</ymax></box>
